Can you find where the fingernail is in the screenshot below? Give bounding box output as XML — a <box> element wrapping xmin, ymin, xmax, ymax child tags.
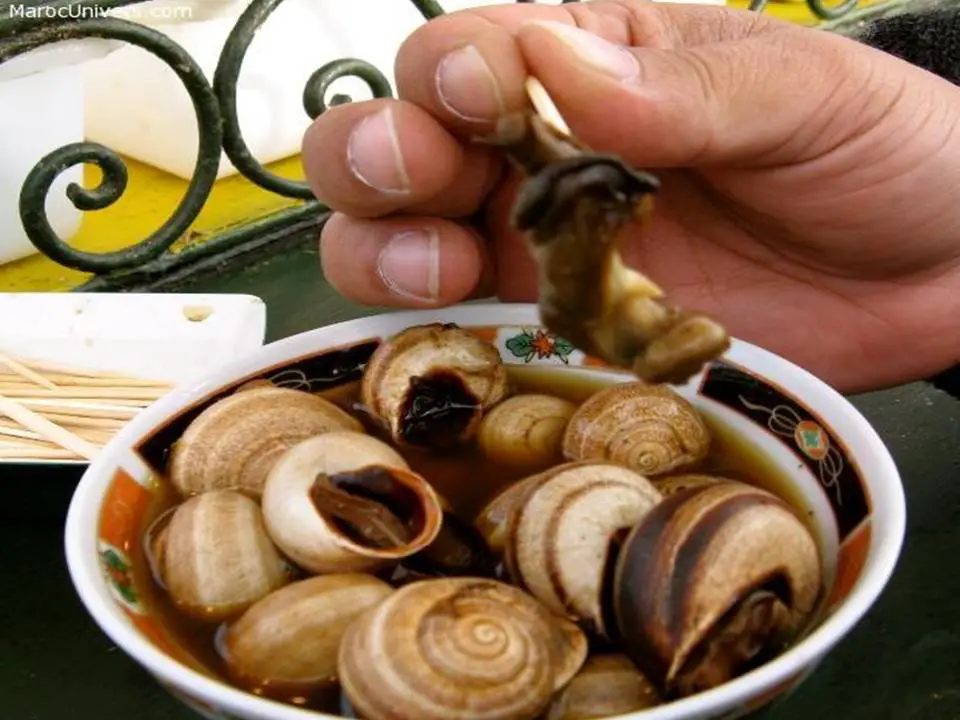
<box><xmin>347</xmin><ymin>107</ymin><xmax>411</xmax><ymax>194</ymax></box>
<box><xmin>436</xmin><ymin>44</ymin><xmax>504</xmax><ymax>121</ymax></box>
<box><xmin>524</xmin><ymin>20</ymin><xmax>640</xmax><ymax>82</ymax></box>
<box><xmin>377</xmin><ymin>230</ymin><xmax>440</xmax><ymax>303</ymax></box>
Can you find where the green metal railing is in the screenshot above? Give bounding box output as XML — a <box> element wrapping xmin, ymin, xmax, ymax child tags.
<box><xmin>0</xmin><ymin>0</ymin><xmax>895</xmax><ymax>291</ymax></box>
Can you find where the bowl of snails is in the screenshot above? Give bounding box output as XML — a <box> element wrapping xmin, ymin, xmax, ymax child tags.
<box><xmin>63</xmin><ymin>303</ymin><xmax>905</xmax><ymax>720</ymax></box>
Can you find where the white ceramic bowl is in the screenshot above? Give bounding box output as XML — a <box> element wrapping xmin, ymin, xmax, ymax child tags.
<box><xmin>64</xmin><ymin>303</ymin><xmax>906</xmax><ymax>720</ymax></box>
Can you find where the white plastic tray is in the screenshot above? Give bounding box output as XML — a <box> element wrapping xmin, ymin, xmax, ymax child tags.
<box><xmin>0</xmin><ymin>292</ymin><xmax>267</xmax><ymax>465</ymax></box>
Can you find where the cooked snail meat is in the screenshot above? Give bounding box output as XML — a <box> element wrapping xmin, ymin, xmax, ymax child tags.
<box><xmin>310</xmin><ymin>468</ymin><xmax>418</xmax><ymax>548</ymax></box>
<box><xmin>488</xmin><ymin>79</ymin><xmax>730</xmax><ymax>385</ymax></box>
<box><xmin>387</xmin><ymin>511</ymin><xmax>499</xmax><ymax>584</ymax></box>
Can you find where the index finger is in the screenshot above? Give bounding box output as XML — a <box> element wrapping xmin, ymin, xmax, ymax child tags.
<box><xmin>394</xmin><ymin>0</ymin><xmax>782</xmax><ymax>136</ymax></box>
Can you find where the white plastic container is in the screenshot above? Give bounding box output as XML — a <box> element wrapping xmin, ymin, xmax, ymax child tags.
<box><xmin>0</xmin><ymin>41</ymin><xmax>117</xmax><ymax>265</ymax></box>
<box><xmin>82</xmin><ymin>0</ymin><xmax>723</xmax><ymax>182</ymax></box>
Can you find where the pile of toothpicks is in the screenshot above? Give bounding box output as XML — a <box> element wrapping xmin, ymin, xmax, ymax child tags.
<box><xmin>0</xmin><ymin>351</ymin><xmax>173</xmax><ymax>461</ymax></box>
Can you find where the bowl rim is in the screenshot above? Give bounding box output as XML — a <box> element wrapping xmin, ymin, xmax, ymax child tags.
<box><xmin>64</xmin><ymin>302</ymin><xmax>907</xmax><ymax>720</ymax></box>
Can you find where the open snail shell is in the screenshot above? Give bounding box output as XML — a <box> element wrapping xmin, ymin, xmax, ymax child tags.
<box><xmin>544</xmin><ymin>654</ymin><xmax>663</xmax><ymax>720</ymax></box>
<box><xmin>338</xmin><ymin>577</ymin><xmax>588</xmax><ymax>720</ymax></box>
<box><xmin>167</xmin><ymin>386</ymin><xmax>363</xmax><ymax>497</ymax></box>
<box><xmin>360</xmin><ymin>323</ymin><xmax>509</xmax><ymax>450</ymax></box>
<box><xmin>563</xmin><ymin>382</ymin><xmax>710</xmax><ymax>477</ymax></box>
<box><xmin>156</xmin><ymin>490</ymin><xmax>293</xmax><ymax>622</ymax></box>
<box><xmin>477</xmin><ymin>394</ymin><xmax>577</xmax><ymax>472</ymax></box>
<box><xmin>218</xmin><ymin>574</ymin><xmax>394</xmax><ymax>699</ymax></box>
<box><xmin>261</xmin><ymin>431</ymin><xmax>444</xmax><ymax>574</ymax></box>
<box><xmin>613</xmin><ymin>480</ymin><xmax>823</xmax><ymax>698</ymax></box>
<box><xmin>504</xmin><ymin>461</ymin><xmax>663</xmax><ymax>638</ymax></box>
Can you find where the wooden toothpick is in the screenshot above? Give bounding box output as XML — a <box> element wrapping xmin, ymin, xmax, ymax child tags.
<box><xmin>0</xmin><ymin>352</ymin><xmax>59</xmax><ymax>390</ymax></box>
<box><xmin>525</xmin><ymin>77</ymin><xmax>571</xmax><ymax>136</ymax></box>
<box><xmin>0</xmin><ymin>394</ymin><xmax>100</xmax><ymax>461</ymax></box>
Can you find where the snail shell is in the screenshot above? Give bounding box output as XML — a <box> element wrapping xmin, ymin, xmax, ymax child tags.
<box><xmin>219</xmin><ymin>574</ymin><xmax>394</xmax><ymax>699</ymax></box>
<box><xmin>544</xmin><ymin>654</ymin><xmax>663</xmax><ymax>720</ymax></box>
<box><xmin>653</xmin><ymin>473</ymin><xmax>728</xmax><ymax>497</ymax></box>
<box><xmin>477</xmin><ymin>394</ymin><xmax>577</xmax><ymax>472</ymax></box>
<box><xmin>168</xmin><ymin>386</ymin><xmax>363</xmax><ymax>497</ymax></box>
<box><xmin>360</xmin><ymin>323</ymin><xmax>509</xmax><ymax>449</ymax></box>
<box><xmin>157</xmin><ymin>490</ymin><xmax>293</xmax><ymax>622</ymax></box>
<box><xmin>563</xmin><ymin>382</ymin><xmax>710</xmax><ymax>477</ymax></box>
<box><xmin>504</xmin><ymin>461</ymin><xmax>662</xmax><ymax>637</ymax></box>
<box><xmin>261</xmin><ymin>431</ymin><xmax>444</xmax><ymax>573</ymax></box>
<box><xmin>473</xmin><ymin>475</ymin><xmax>542</xmax><ymax>555</ymax></box>
<box><xmin>338</xmin><ymin>577</ymin><xmax>588</xmax><ymax>720</ymax></box>
<box><xmin>614</xmin><ymin>480</ymin><xmax>823</xmax><ymax>697</ymax></box>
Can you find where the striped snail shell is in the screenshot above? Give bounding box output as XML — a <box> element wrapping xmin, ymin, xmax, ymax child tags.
<box><xmin>502</xmin><ymin>460</ymin><xmax>663</xmax><ymax>638</ymax></box>
<box><xmin>613</xmin><ymin>480</ymin><xmax>823</xmax><ymax>698</ymax></box>
<box><xmin>337</xmin><ymin>577</ymin><xmax>588</xmax><ymax>720</ymax></box>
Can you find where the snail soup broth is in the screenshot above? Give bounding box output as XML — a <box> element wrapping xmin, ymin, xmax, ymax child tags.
<box><xmin>132</xmin><ymin>363</ymin><xmax>815</xmax><ymax>715</ymax></box>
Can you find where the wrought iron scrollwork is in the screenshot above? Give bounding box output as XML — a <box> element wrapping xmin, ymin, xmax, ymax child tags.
<box><xmin>0</xmin><ymin>15</ymin><xmax>221</xmax><ymax>274</ymax></box>
<box><xmin>0</xmin><ymin>0</ymin><xmax>867</xmax><ymax>290</ymax></box>
<box><xmin>212</xmin><ymin>0</ymin><xmax>396</xmax><ymax>199</ymax></box>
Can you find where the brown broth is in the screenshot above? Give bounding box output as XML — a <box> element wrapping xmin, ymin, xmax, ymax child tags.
<box><xmin>129</xmin><ymin>365</ymin><xmax>816</xmax><ymax>716</ymax></box>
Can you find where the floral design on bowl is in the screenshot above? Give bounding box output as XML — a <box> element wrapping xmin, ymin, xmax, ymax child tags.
<box><xmin>64</xmin><ymin>305</ymin><xmax>905</xmax><ymax>720</ymax></box>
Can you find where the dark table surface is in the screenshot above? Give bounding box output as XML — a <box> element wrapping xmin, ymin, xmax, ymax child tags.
<box><xmin>2</xmin><ymin>238</ymin><xmax>959</xmax><ymax>720</ymax></box>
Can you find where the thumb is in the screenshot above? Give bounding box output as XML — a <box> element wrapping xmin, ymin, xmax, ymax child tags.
<box><xmin>515</xmin><ymin>19</ymin><xmax>900</xmax><ymax>168</ymax></box>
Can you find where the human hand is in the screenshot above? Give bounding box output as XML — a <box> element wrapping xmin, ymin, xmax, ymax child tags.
<box><xmin>301</xmin><ymin>0</ymin><xmax>960</xmax><ymax>393</ymax></box>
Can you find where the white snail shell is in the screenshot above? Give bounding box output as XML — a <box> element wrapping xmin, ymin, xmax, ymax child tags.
<box><xmin>474</xmin><ymin>474</ymin><xmax>542</xmax><ymax>555</ymax></box>
<box><xmin>261</xmin><ymin>431</ymin><xmax>444</xmax><ymax>574</ymax></box>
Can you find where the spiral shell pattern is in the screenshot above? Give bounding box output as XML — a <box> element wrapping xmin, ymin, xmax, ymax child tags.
<box><xmin>338</xmin><ymin>578</ymin><xmax>588</xmax><ymax>720</ymax></box>
<box><xmin>563</xmin><ymin>383</ymin><xmax>710</xmax><ymax>477</ymax></box>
